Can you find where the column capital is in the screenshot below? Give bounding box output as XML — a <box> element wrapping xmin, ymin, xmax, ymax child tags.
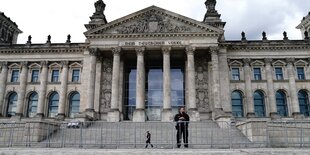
<box><xmin>135</xmin><ymin>47</ymin><xmax>145</xmax><ymax>56</ymax></box>
<box><xmin>40</xmin><ymin>61</ymin><xmax>48</xmax><ymax>67</ymax></box>
<box><xmin>161</xmin><ymin>46</ymin><xmax>171</xmax><ymax>55</ymax></box>
<box><xmin>89</xmin><ymin>48</ymin><xmax>99</xmax><ymax>56</ymax></box>
<box><xmin>20</xmin><ymin>61</ymin><xmax>28</xmax><ymax>68</ymax></box>
<box><xmin>185</xmin><ymin>46</ymin><xmax>196</xmax><ymax>55</ymax></box>
<box><xmin>61</xmin><ymin>61</ymin><xmax>69</xmax><ymax>67</ymax></box>
<box><xmin>264</xmin><ymin>58</ymin><xmax>273</xmax><ymax>65</ymax></box>
<box><xmin>209</xmin><ymin>47</ymin><xmax>219</xmax><ymax>54</ymax></box>
<box><xmin>0</xmin><ymin>61</ymin><xmax>8</xmax><ymax>68</ymax></box>
<box><xmin>243</xmin><ymin>58</ymin><xmax>251</xmax><ymax>66</ymax></box>
<box><xmin>286</xmin><ymin>57</ymin><xmax>295</xmax><ymax>65</ymax></box>
<box><xmin>112</xmin><ymin>47</ymin><xmax>122</xmax><ymax>56</ymax></box>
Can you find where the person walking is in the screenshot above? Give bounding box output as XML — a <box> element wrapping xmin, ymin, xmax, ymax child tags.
<box><xmin>174</xmin><ymin>107</ymin><xmax>190</xmax><ymax>148</ymax></box>
<box><xmin>145</xmin><ymin>131</ymin><xmax>154</xmax><ymax>148</ymax></box>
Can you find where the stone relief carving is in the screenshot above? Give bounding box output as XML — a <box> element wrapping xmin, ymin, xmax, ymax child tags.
<box><xmin>100</xmin><ymin>58</ymin><xmax>113</xmax><ymax>112</ymax></box>
<box><xmin>195</xmin><ymin>57</ymin><xmax>210</xmax><ymax>112</ymax></box>
<box><xmin>116</xmin><ymin>11</ymin><xmax>191</xmax><ymax>34</ymax></box>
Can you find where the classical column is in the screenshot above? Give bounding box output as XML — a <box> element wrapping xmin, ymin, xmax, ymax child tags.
<box><xmin>57</xmin><ymin>61</ymin><xmax>69</xmax><ymax>120</ymax></box>
<box><xmin>15</xmin><ymin>61</ymin><xmax>28</xmax><ymax>118</ymax></box>
<box><xmin>218</xmin><ymin>48</ymin><xmax>231</xmax><ymax>114</ymax></box>
<box><xmin>36</xmin><ymin>61</ymin><xmax>48</xmax><ymax>117</ymax></box>
<box><xmin>162</xmin><ymin>47</ymin><xmax>173</xmax><ymax>122</ymax></box>
<box><xmin>286</xmin><ymin>58</ymin><xmax>301</xmax><ymax>118</ymax></box>
<box><xmin>265</xmin><ymin>58</ymin><xmax>278</xmax><ymax>119</ymax></box>
<box><xmin>133</xmin><ymin>47</ymin><xmax>146</xmax><ymax>122</ymax></box>
<box><xmin>0</xmin><ymin>62</ymin><xmax>8</xmax><ymax>116</ymax></box>
<box><xmin>210</xmin><ymin>48</ymin><xmax>222</xmax><ymax>115</ymax></box>
<box><xmin>118</xmin><ymin>59</ymin><xmax>124</xmax><ymax>120</ymax></box>
<box><xmin>107</xmin><ymin>47</ymin><xmax>121</xmax><ymax>122</ymax></box>
<box><xmin>86</xmin><ymin>48</ymin><xmax>97</xmax><ymax>112</ymax></box>
<box><xmin>185</xmin><ymin>46</ymin><xmax>200</xmax><ymax>121</ymax></box>
<box><xmin>243</xmin><ymin>58</ymin><xmax>255</xmax><ymax>118</ymax></box>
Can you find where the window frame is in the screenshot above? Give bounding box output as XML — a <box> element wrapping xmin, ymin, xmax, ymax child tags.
<box><xmin>297</xmin><ymin>67</ymin><xmax>305</xmax><ymax>80</ymax></box>
<box><xmin>11</xmin><ymin>69</ymin><xmax>19</xmax><ymax>82</ymax></box>
<box><xmin>51</xmin><ymin>70</ymin><xmax>60</xmax><ymax>82</ymax></box>
<box><xmin>275</xmin><ymin>67</ymin><xmax>284</xmax><ymax>80</ymax></box>
<box><xmin>231</xmin><ymin>68</ymin><xmax>240</xmax><ymax>81</ymax></box>
<box><xmin>71</xmin><ymin>69</ymin><xmax>80</xmax><ymax>82</ymax></box>
<box><xmin>253</xmin><ymin>68</ymin><xmax>262</xmax><ymax>80</ymax></box>
<box><xmin>31</xmin><ymin>69</ymin><xmax>40</xmax><ymax>82</ymax></box>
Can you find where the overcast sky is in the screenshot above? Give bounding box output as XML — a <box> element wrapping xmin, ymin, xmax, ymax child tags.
<box><xmin>0</xmin><ymin>0</ymin><xmax>309</xmax><ymax>44</ymax></box>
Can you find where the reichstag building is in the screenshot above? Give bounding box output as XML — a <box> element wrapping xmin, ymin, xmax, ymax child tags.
<box><xmin>0</xmin><ymin>0</ymin><xmax>310</xmax><ymax>123</ymax></box>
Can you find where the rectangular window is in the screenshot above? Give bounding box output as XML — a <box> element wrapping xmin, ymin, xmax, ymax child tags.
<box><xmin>51</xmin><ymin>70</ymin><xmax>59</xmax><ymax>82</ymax></box>
<box><xmin>31</xmin><ymin>70</ymin><xmax>39</xmax><ymax>82</ymax></box>
<box><xmin>231</xmin><ymin>68</ymin><xmax>240</xmax><ymax>80</ymax></box>
<box><xmin>253</xmin><ymin>68</ymin><xmax>262</xmax><ymax>80</ymax></box>
<box><xmin>11</xmin><ymin>70</ymin><xmax>19</xmax><ymax>82</ymax></box>
<box><xmin>72</xmin><ymin>69</ymin><xmax>80</xmax><ymax>82</ymax></box>
<box><xmin>297</xmin><ymin>67</ymin><xmax>305</xmax><ymax>80</ymax></box>
<box><xmin>275</xmin><ymin>67</ymin><xmax>284</xmax><ymax>80</ymax></box>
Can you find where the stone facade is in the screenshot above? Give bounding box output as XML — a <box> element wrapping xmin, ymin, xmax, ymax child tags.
<box><xmin>0</xmin><ymin>0</ymin><xmax>310</xmax><ymax>123</ymax></box>
<box><xmin>0</xmin><ymin>12</ymin><xmax>22</xmax><ymax>45</ymax></box>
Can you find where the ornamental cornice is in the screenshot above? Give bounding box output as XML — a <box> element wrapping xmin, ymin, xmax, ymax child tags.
<box><xmin>0</xmin><ymin>48</ymin><xmax>85</xmax><ymax>54</ymax></box>
<box><xmin>86</xmin><ymin>33</ymin><xmax>219</xmax><ymax>39</ymax></box>
<box><xmin>222</xmin><ymin>44</ymin><xmax>310</xmax><ymax>51</ymax></box>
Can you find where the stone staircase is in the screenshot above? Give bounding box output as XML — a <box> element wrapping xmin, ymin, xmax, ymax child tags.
<box><xmin>36</xmin><ymin>120</ymin><xmax>252</xmax><ymax>149</ymax></box>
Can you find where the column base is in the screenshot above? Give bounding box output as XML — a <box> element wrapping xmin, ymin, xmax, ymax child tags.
<box><xmin>133</xmin><ymin>109</ymin><xmax>146</xmax><ymax>122</ymax></box>
<box><xmin>82</xmin><ymin>109</ymin><xmax>97</xmax><ymax>121</ymax></box>
<box><xmin>11</xmin><ymin>113</ymin><xmax>22</xmax><ymax>121</ymax></box>
<box><xmin>212</xmin><ymin>108</ymin><xmax>227</xmax><ymax>120</ymax></box>
<box><xmin>56</xmin><ymin>113</ymin><xmax>65</xmax><ymax>121</ymax></box>
<box><xmin>161</xmin><ymin>108</ymin><xmax>173</xmax><ymax>122</ymax></box>
<box><xmin>270</xmin><ymin>112</ymin><xmax>281</xmax><ymax>120</ymax></box>
<box><xmin>246</xmin><ymin>112</ymin><xmax>256</xmax><ymax>118</ymax></box>
<box><xmin>293</xmin><ymin>112</ymin><xmax>304</xmax><ymax>119</ymax></box>
<box><xmin>107</xmin><ymin>109</ymin><xmax>120</xmax><ymax>122</ymax></box>
<box><xmin>187</xmin><ymin>108</ymin><xmax>200</xmax><ymax>122</ymax></box>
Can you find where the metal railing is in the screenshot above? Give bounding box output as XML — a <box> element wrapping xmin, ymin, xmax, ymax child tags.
<box><xmin>0</xmin><ymin>120</ymin><xmax>310</xmax><ymax>149</ymax></box>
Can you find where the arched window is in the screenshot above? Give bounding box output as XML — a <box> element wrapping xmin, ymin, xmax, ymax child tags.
<box><xmin>298</xmin><ymin>90</ymin><xmax>310</xmax><ymax>116</ymax></box>
<box><xmin>276</xmin><ymin>91</ymin><xmax>288</xmax><ymax>117</ymax></box>
<box><xmin>48</xmin><ymin>92</ymin><xmax>59</xmax><ymax>118</ymax></box>
<box><xmin>231</xmin><ymin>91</ymin><xmax>244</xmax><ymax>117</ymax></box>
<box><xmin>69</xmin><ymin>92</ymin><xmax>80</xmax><ymax>118</ymax></box>
<box><xmin>7</xmin><ymin>92</ymin><xmax>17</xmax><ymax>117</ymax></box>
<box><xmin>254</xmin><ymin>91</ymin><xmax>265</xmax><ymax>117</ymax></box>
<box><xmin>27</xmin><ymin>92</ymin><xmax>38</xmax><ymax>117</ymax></box>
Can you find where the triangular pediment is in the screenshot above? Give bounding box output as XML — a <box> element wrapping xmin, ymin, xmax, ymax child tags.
<box><xmin>85</xmin><ymin>5</ymin><xmax>223</xmax><ymax>36</ymax></box>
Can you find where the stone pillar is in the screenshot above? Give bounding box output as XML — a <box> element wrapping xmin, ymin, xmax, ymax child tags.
<box><xmin>286</xmin><ymin>58</ymin><xmax>302</xmax><ymax>118</ymax></box>
<box><xmin>107</xmin><ymin>47</ymin><xmax>121</xmax><ymax>122</ymax></box>
<box><xmin>57</xmin><ymin>61</ymin><xmax>69</xmax><ymax>120</ymax></box>
<box><xmin>118</xmin><ymin>59</ymin><xmax>124</xmax><ymax>120</ymax></box>
<box><xmin>243</xmin><ymin>58</ymin><xmax>255</xmax><ymax>118</ymax></box>
<box><xmin>161</xmin><ymin>47</ymin><xmax>173</xmax><ymax>122</ymax></box>
<box><xmin>218</xmin><ymin>48</ymin><xmax>232</xmax><ymax>114</ymax></box>
<box><xmin>265</xmin><ymin>58</ymin><xmax>278</xmax><ymax>119</ymax></box>
<box><xmin>15</xmin><ymin>61</ymin><xmax>28</xmax><ymax>118</ymax></box>
<box><xmin>85</xmin><ymin>48</ymin><xmax>97</xmax><ymax>117</ymax></box>
<box><xmin>133</xmin><ymin>47</ymin><xmax>146</xmax><ymax>122</ymax></box>
<box><xmin>210</xmin><ymin>48</ymin><xmax>224</xmax><ymax>119</ymax></box>
<box><xmin>185</xmin><ymin>46</ymin><xmax>200</xmax><ymax>121</ymax></box>
<box><xmin>36</xmin><ymin>61</ymin><xmax>48</xmax><ymax>118</ymax></box>
<box><xmin>0</xmin><ymin>62</ymin><xmax>8</xmax><ymax>116</ymax></box>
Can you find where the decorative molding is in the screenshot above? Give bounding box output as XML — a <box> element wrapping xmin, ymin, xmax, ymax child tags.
<box><xmin>0</xmin><ymin>48</ymin><xmax>84</xmax><ymax>54</ymax></box>
<box><xmin>185</xmin><ymin>46</ymin><xmax>195</xmax><ymax>55</ymax></box>
<box><xmin>161</xmin><ymin>46</ymin><xmax>171</xmax><ymax>55</ymax></box>
<box><xmin>112</xmin><ymin>47</ymin><xmax>122</xmax><ymax>56</ymax></box>
<box><xmin>243</xmin><ymin>58</ymin><xmax>251</xmax><ymax>66</ymax></box>
<box><xmin>135</xmin><ymin>47</ymin><xmax>145</xmax><ymax>56</ymax></box>
<box><xmin>89</xmin><ymin>48</ymin><xmax>99</xmax><ymax>56</ymax></box>
<box><xmin>86</xmin><ymin>33</ymin><xmax>219</xmax><ymax>39</ymax></box>
<box><xmin>40</xmin><ymin>61</ymin><xmax>48</xmax><ymax>67</ymax></box>
<box><xmin>61</xmin><ymin>61</ymin><xmax>69</xmax><ymax>67</ymax></box>
<box><xmin>286</xmin><ymin>58</ymin><xmax>295</xmax><ymax>65</ymax></box>
<box><xmin>264</xmin><ymin>58</ymin><xmax>273</xmax><ymax>65</ymax></box>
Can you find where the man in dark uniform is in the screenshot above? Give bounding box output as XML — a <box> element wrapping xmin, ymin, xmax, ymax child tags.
<box><xmin>174</xmin><ymin>107</ymin><xmax>190</xmax><ymax>148</ymax></box>
<box><xmin>145</xmin><ymin>131</ymin><xmax>153</xmax><ymax>148</ymax></box>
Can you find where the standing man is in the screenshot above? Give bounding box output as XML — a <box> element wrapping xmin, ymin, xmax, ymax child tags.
<box><xmin>174</xmin><ymin>107</ymin><xmax>190</xmax><ymax>148</ymax></box>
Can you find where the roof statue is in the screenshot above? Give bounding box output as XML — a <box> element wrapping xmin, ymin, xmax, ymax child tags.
<box><xmin>90</xmin><ymin>0</ymin><xmax>107</xmax><ymax>24</ymax></box>
<box><xmin>205</xmin><ymin>0</ymin><xmax>218</xmax><ymax>14</ymax></box>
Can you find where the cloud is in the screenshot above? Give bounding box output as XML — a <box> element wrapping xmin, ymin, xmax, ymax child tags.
<box><xmin>0</xmin><ymin>0</ymin><xmax>309</xmax><ymax>43</ymax></box>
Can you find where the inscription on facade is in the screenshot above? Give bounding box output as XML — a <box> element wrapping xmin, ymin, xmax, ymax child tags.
<box><xmin>122</xmin><ymin>41</ymin><xmax>185</xmax><ymax>46</ymax></box>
